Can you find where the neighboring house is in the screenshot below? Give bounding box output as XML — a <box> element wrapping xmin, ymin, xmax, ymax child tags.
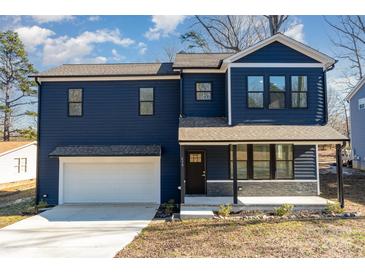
<box><xmin>33</xmin><ymin>33</ymin><xmax>348</xmax><ymax>207</ymax></box>
<box><xmin>346</xmin><ymin>77</ymin><xmax>365</xmax><ymax>170</ymax></box>
<box><xmin>0</xmin><ymin>141</ymin><xmax>37</xmax><ymax>184</ymax></box>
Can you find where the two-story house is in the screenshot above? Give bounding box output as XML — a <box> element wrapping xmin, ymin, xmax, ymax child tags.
<box><xmin>33</xmin><ymin>33</ymin><xmax>348</xmax><ymax>209</ymax></box>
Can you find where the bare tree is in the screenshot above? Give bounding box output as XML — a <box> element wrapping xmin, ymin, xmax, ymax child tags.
<box><xmin>264</xmin><ymin>15</ymin><xmax>289</xmax><ymax>35</ymax></box>
<box><xmin>181</xmin><ymin>15</ymin><xmax>292</xmax><ymax>53</ymax></box>
<box><xmin>327</xmin><ymin>87</ymin><xmax>350</xmax><ymax>136</ymax></box>
<box><xmin>325</xmin><ymin>16</ymin><xmax>365</xmax><ymax>86</ymax></box>
<box><xmin>181</xmin><ymin>16</ymin><xmax>271</xmax><ymax>53</ymax></box>
<box><xmin>163</xmin><ymin>43</ymin><xmax>180</xmax><ymax>62</ymax></box>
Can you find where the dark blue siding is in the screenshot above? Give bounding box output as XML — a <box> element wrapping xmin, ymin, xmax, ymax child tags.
<box><xmin>182</xmin><ymin>73</ymin><xmax>226</xmax><ymax>117</ymax></box>
<box><xmin>350</xmin><ymin>85</ymin><xmax>365</xmax><ymax>160</ymax></box>
<box><xmin>235</xmin><ymin>42</ymin><xmax>319</xmax><ymax>63</ymax></box>
<box><xmin>294</xmin><ymin>145</ymin><xmax>317</xmax><ymax>180</ymax></box>
<box><xmin>231</xmin><ymin>67</ymin><xmax>326</xmax><ymax>125</ymax></box>
<box><xmin>39</xmin><ymin>80</ymin><xmax>180</xmax><ymax>205</ymax></box>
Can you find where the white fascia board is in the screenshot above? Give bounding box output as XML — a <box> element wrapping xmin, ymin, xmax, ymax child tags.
<box><xmin>227</xmin><ymin>64</ymin><xmax>232</xmax><ymax>125</ymax></box>
<box><xmin>38</xmin><ymin>75</ymin><xmax>180</xmax><ymax>83</ymax></box>
<box><xmin>223</xmin><ymin>33</ymin><xmax>336</xmax><ymax>68</ymax></box>
<box><xmin>346</xmin><ymin>77</ymin><xmax>365</xmax><ymax>101</ymax></box>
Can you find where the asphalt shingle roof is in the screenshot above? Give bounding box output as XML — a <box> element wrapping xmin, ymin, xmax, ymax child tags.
<box><xmin>0</xmin><ymin>141</ymin><xmax>35</xmax><ymax>155</ymax></box>
<box><xmin>49</xmin><ymin>145</ymin><xmax>161</xmax><ymax>157</ymax></box>
<box><xmin>173</xmin><ymin>53</ymin><xmax>233</xmax><ymax>68</ymax></box>
<box><xmin>35</xmin><ymin>63</ymin><xmax>178</xmax><ymax>77</ymax></box>
<box><xmin>179</xmin><ymin>117</ymin><xmax>349</xmax><ymax>142</ymax></box>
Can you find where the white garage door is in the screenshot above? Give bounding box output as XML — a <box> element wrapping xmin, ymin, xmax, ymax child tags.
<box><xmin>59</xmin><ymin>157</ymin><xmax>160</xmax><ymax>204</ymax></box>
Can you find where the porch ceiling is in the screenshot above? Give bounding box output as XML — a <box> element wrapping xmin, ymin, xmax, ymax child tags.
<box><xmin>179</xmin><ymin>117</ymin><xmax>348</xmax><ymax>143</ymax></box>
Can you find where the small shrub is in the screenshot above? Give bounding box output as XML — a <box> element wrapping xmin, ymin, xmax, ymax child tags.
<box><xmin>324</xmin><ymin>202</ymin><xmax>344</xmax><ymax>214</ymax></box>
<box><xmin>163</xmin><ymin>199</ymin><xmax>176</xmax><ymax>215</ymax></box>
<box><xmin>37</xmin><ymin>199</ymin><xmax>48</xmax><ymax>209</ymax></box>
<box><xmin>274</xmin><ymin>204</ymin><xmax>294</xmax><ymax>216</ymax></box>
<box><xmin>218</xmin><ymin>204</ymin><xmax>232</xmax><ymax>217</ymax></box>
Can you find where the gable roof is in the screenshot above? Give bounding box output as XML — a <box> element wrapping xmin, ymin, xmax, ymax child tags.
<box><xmin>173</xmin><ymin>53</ymin><xmax>233</xmax><ymax>69</ymax></box>
<box><xmin>0</xmin><ymin>141</ymin><xmax>36</xmax><ymax>156</ymax></box>
<box><xmin>223</xmin><ymin>33</ymin><xmax>336</xmax><ymax>69</ymax></box>
<box><xmin>34</xmin><ymin>63</ymin><xmax>178</xmax><ymax>77</ymax></box>
<box><xmin>346</xmin><ymin>77</ymin><xmax>365</xmax><ymax>101</ymax></box>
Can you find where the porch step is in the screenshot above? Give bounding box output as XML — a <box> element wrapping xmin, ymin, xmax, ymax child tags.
<box><xmin>180</xmin><ymin>206</ymin><xmax>215</xmax><ymax>219</ymax></box>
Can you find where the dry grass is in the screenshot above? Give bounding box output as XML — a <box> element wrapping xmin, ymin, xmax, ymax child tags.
<box><xmin>116</xmin><ymin>149</ymin><xmax>365</xmax><ymax>258</ymax></box>
<box><xmin>0</xmin><ymin>179</ymin><xmax>36</xmax><ymax>228</ymax></box>
<box><xmin>116</xmin><ymin>218</ymin><xmax>365</xmax><ymax>258</ymax></box>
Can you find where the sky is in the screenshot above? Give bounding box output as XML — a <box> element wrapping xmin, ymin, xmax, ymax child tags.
<box><xmin>0</xmin><ymin>15</ymin><xmax>342</xmax><ymax>70</ymax></box>
<box><xmin>0</xmin><ymin>15</ymin><xmax>354</xmax><ymax>122</ymax></box>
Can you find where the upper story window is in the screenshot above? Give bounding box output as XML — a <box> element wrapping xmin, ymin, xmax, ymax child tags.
<box><xmin>359</xmin><ymin>98</ymin><xmax>365</xmax><ymax>110</ymax></box>
<box><xmin>291</xmin><ymin>76</ymin><xmax>308</xmax><ymax>108</ymax></box>
<box><xmin>14</xmin><ymin>158</ymin><xmax>27</xmax><ymax>173</ymax></box>
<box><xmin>269</xmin><ymin>76</ymin><xmax>286</xmax><ymax>109</ymax></box>
<box><xmin>247</xmin><ymin>76</ymin><xmax>264</xmax><ymax>108</ymax></box>
<box><xmin>68</xmin><ymin>89</ymin><xmax>83</xmax><ymax>116</ymax></box>
<box><xmin>139</xmin><ymin>88</ymin><xmax>154</xmax><ymax>115</ymax></box>
<box><xmin>195</xmin><ymin>82</ymin><xmax>212</xmax><ymax>101</ymax></box>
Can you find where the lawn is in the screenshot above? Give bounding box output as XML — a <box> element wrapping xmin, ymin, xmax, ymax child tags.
<box><xmin>116</xmin><ymin>148</ymin><xmax>365</xmax><ymax>258</ymax></box>
<box><xmin>0</xmin><ymin>179</ymin><xmax>36</xmax><ymax>228</ymax></box>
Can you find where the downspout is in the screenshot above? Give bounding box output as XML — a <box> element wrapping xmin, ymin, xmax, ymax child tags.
<box><xmin>323</xmin><ymin>62</ymin><xmax>337</xmax><ymax>125</ymax></box>
<box><xmin>34</xmin><ymin>77</ymin><xmax>41</xmax><ymax>206</ymax></box>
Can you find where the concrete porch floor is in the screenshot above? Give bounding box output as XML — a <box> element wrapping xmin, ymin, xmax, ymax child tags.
<box><xmin>184</xmin><ymin>196</ymin><xmax>331</xmax><ymax>207</ymax></box>
<box><xmin>181</xmin><ymin>196</ymin><xmax>332</xmax><ymax>218</ymax></box>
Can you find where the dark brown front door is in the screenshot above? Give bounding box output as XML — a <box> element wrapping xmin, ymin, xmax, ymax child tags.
<box><xmin>186</xmin><ymin>151</ymin><xmax>206</xmax><ymax>195</ymax></box>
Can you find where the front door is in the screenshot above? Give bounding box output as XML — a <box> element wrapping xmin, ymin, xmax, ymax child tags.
<box><xmin>186</xmin><ymin>151</ymin><xmax>206</xmax><ymax>195</ymax></box>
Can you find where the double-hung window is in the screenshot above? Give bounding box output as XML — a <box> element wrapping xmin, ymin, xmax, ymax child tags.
<box><xmin>68</xmin><ymin>89</ymin><xmax>83</xmax><ymax>116</ymax></box>
<box><xmin>275</xmin><ymin>144</ymin><xmax>293</xmax><ymax>179</ymax></box>
<box><xmin>269</xmin><ymin>76</ymin><xmax>286</xmax><ymax>109</ymax></box>
<box><xmin>359</xmin><ymin>98</ymin><xmax>365</xmax><ymax>110</ymax></box>
<box><xmin>247</xmin><ymin>76</ymin><xmax>264</xmax><ymax>108</ymax></box>
<box><xmin>230</xmin><ymin>144</ymin><xmax>294</xmax><ymax>180</ymax></box>
<box><xmin>195</xmin><ymin>82</ymin><xmax>212</xmax><ymax>101</ymax></box>
<box><xmin>253</xmin><ymin>144</ymin><xmax>271</xmax><ymax>179</ymax></box>
<box><xmin>291</xmin><ymin>76</ymin><xmax>308</xmax><ymax>108</ymax></box>
<box><xmin>139</xmin><ymin>88</ymin><xmax>154</xmax><ymax>115</ymax></box>
<box><xmin>14</xmin><ymin>158</ymin><xmax>27</xmax><ymax>173</ymax></box>
<box><xmin>230</xmin><ymin>145</ymin><xmax>248</xmax><ymax>179</ymax></box>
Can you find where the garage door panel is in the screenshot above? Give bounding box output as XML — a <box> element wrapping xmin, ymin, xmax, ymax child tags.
<box><xmin>61</xmin><ymin>157</ymin><xmax>160</xmax><ymax>204</ymax></box>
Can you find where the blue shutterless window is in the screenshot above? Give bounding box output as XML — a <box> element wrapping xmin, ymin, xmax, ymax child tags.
<box><xmin>247</xmin><ymin>76</ymin><xmax>264</xmax><ymax>108</ymax></box>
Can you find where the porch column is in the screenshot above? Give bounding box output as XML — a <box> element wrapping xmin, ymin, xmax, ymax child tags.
<box><xmin>233</xmin><ymin>144</ymin><xmax>238</xmax><ymax>204</ymax></box>
<box><xmin>336</xmin><ymin>143</ymin><xmax>345</xmax><ymax>208</ymax></box>
<box><xmin>180</xmin><ymin>146</ymin><xmax>185</xmax><ymax>204</ymax></box>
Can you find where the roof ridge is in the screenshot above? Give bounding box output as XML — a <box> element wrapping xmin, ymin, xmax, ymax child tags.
<box><xmin>61</xmin><ymin>62</ymin><xmax>173</xmax><ymax>66</ymax></box>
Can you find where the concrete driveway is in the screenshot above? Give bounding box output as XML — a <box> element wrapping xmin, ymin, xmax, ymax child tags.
<box><xmin>0</xmin><ymin>204</ymin><xmax>157</xmax><ymax>258</ymax></box>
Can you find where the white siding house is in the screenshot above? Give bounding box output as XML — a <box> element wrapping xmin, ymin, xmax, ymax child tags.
<box><xmin>0</xmin><ymin>141</ymin><xmax>37</xmax><ymax>184</ymax></box>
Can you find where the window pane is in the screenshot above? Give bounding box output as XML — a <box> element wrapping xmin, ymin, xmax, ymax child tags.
<box><xmin>253</xmin><ymin>144</ymin><xmax>270</xmax><ymax>160</ymax></box>
<box><xmin>253</xmin><ymin>161</ymin><xmax>270</xmax><ymax>179</ymax></box>
<box><xmin>189</xmin><ymin>153</ymin><xmax>202</xmax><ymax>163</ymax></box>
<box><xmin>140</xmin><ymin>102</ymin><xmax>153</xmax><ymax>115</ymax></box>
<box><xmin>69</xmin><ymin>89</ymin><xmax>82</xmax><ymax>102</ymax></box>
<box><xmin>276</xmin><ymin>144</ymin><xmax>293</xmax><ymax>160</ymax></box>
<box><xmin>237</xmin><ymin>144</ymin><xmax>247</xmax><ymax>160</ymax></box>
<box><xmin>292</xmin><ymin>92</ymin><xmax>307</xmax><ymax>108</ymax></box>
<box><xmin>230</xmin><ymin>161</ymin><xmax>247</xmax><ymax>180</ymax></box>
<box><xmin>140</xmin><ymin>88</ymin><xmax>154</xmax><ymax>101</ymax></box>
<box><xmin>248</xmin><ymin>93</ymin><xmax>263</xmax><ymax>108</ymax></box>
<box><xmin>69</xmin><ymin>102</ymin><xmax>82</xmax><ymax>116</ymax></box>
<box><xmin>196</xmin><ymin>82</ymin><xmax>212</xmax><ymax>91</ymax></box>
<box><xmin>196</xmin><ymin>91</ymin><xmax>212</xmax><ymax>100</ymax></box>
<box><xmin>291</xmin><ymin>76</ymin><xmax>307</xmax><ymax>91</ymax></box>
<box><xmin>269</xmin><ymin>76</ymin><xmax>285</xmax><ymax>91</ymax></box>
<box><xmin>269</xmin><ymin>93</ymin><xmax>285</xmax><ymax>109</ymax></box>
<box><xmin>276</xmin><ymin>161</ymin><xmax>293</xmax><ymax>179</ymax></box>
<box><xmin>248</xmin><ymin>76</ymin><xmax>264</xmax><ymax>91</ymax></box>
<box><xmin>359</xmin><ymin>98</ymin><xmax>365</xmax><ymax>110</ymax></box>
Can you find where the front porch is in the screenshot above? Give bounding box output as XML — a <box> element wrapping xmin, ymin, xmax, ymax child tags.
<box><xmin>179</xmin><ymin>118</ymin><xmax>349</xmax><ymax>210</ymax></box>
